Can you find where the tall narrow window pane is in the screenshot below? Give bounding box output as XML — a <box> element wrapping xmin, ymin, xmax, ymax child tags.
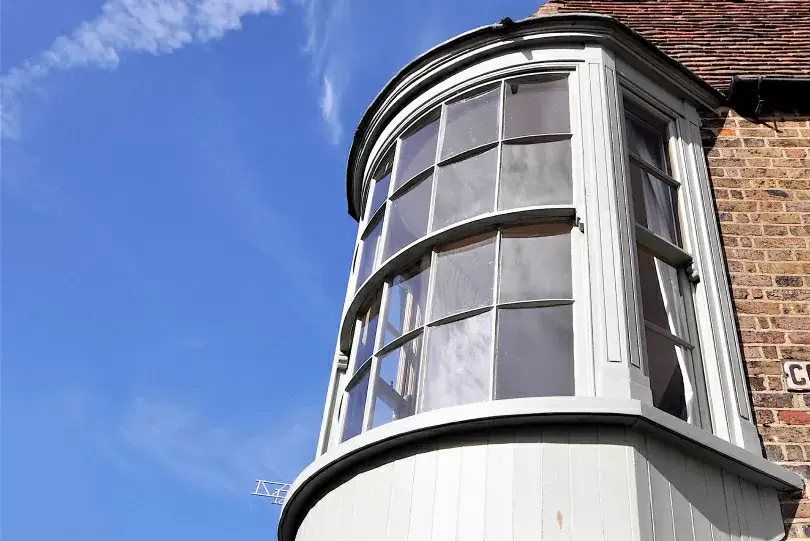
<box><xmin>355</xmin><ymin>299</ymin><xmax>381</xmax><ymax>371</ymax></box>
<box><xmin>395</xmin><ymin>119</ymin><xmax>439</xmax><ymax>189</ymax></box>
<box><xmin>421</xmin><ymin>311</ymin><xmax>492</xmax><ymax>412</ymax></box>
<box><xmin>499</xmin><ymin>140</ymin><xmax>572</xmax><ymax>209</ymax></box>
<box><xmin>342</xmin><ymin>371</ymin><xmax>370</xmax><ymax>441</ymax></box>
<box><xmin>637</xmin><ymin>249</ymin><xmax>688</xmax><ymax>340</ymax></box>
<box><xmin>499</xmin><ymin>224</ymin><xmax>572</xmax><ymax>302</ymax></box>
<box><xmin>495</xmin><ymin>306</ymin><xmax>574</xmax><ymax>399</ymax></box>
<box><xmin>357</xmin><ymin>220</ymin><xmax>383</xmax><ymax>287</ymax></box>
<box><xmin>630</xmin><ymin>163</ymin><xmax>681</xmax><ymax>246</ymax></box>
<box><xmin>504</xmin><ymin>75</ymin><xmax>570</xmax><ymax>138</ymax></box>
<box><xmin>384</xmin><ymin>263</ymin><xmax>429</xmax><ymax>345</ymax></box>
<box><xmin>368</xmin><ymin>152</ymin><xmax>394</xmax><ymax>219</ymax></box>
<box><xmin>440</xmin><ymin>88</ymin><xmax>500</xmax><ymax>160</ymax></box>
<box><xmin>373</xmin><ymin>334</ymin><xmax>422</xmax><ymax>427</ymax></box>
<box><xmin>430</xmin><ymin>234</ymin><xmax>496</xmax><ymax>322</ymax></box>
<box><xmin>625</xmin><ymin>113</ymin><xmax>668</xmax><ymax>173</ymax></box>
<box><xmin>384</xmin><ymin>174</ymin><xmax>433</xmax><ymax>259</ymax></box>
<box><xmin>645</xmin><ymin>329</ymin><xmax>689</xmax><ymax>422</ymax></box>
<box><xmin>432</xmin><ymin>147</ymin><xmax>497</xmax><ymax>231</ymax></box>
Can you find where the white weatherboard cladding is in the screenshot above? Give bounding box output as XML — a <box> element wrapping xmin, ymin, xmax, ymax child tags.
<box><xmin>292</xmin><ymin>427</ymin><xmax>785</xmax><ymax>541</ymax></box>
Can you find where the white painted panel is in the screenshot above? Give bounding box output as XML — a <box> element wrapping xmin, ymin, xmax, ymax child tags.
<box><xmin>740</xmin><ymin>479</ymin><xmax>766</xmax><ymax>541</ymax></box>
<box><xmin>647</xmin><ymin>435</ymin><xmax>676</xmax><ymax>541</ymax></box>
<box><xmin>316</xmin><ymin>489</ymin><xmax>339</xmax><ymax>541</ymax></box>
<box><xmin>350</xmin><ymin>469</ymin><xmax>375</xmax><ymax>541</ymax></box>
<box><xmin>386</xmin><ymin>455</ymin><xmax>416</xmax><ymax>541</ymax></box>
<box><xmin>625</xmin><ymin>429</ymin><xmax>652</xmax><ymax>541</ymax></box>
<box><xmin>758</xmin><ymin>486</ymin><xmax>786</xmax><ymax>541</ymax></box>
<box><xmin>485</xmin><ymin>432</ymin><xmax>514</xmax><ymax>541</ymax></box>
<box><xmin>513</xmin><ymin>428</ymin><xmax>543</xmax><ymax>541</ymax></box>
<box><xmin>367</xmin><ymin>462</ymin><xmax>395</xmax><ymax>541</ymax></box>
<box><xmin>432</xmin><ymin>446</ymin><xmax>462</xmax><ymax>541</ymax></box>
<box><xmin>542</xmin><ymin>426</ymin><xmax>572</xmax><ymax>541</ymax></box>
<box><xmin>722</xmin><ymin>471</ymin><xmax>743</xmax><ymax>541</ymax></box>
<box><xmin>457</xmin><ymin>442</ymin><xmax>487</xmax><ymax>541</ymax></box>
<box><xmin>705</xmin><ymin>465</ymin><xmax>732</xmax><ymax>541</ymax></box>
<box><xmin>570</xmin><ymin>427</ymin><xmax>603</xmax><ymax>539</ymax></box>
<box><xmin>407</xmin><ymin>444</ymin><xmax>438</xmax><ymax>541</ymax></box>
<box><xmin>336</xmin><ymin>474</ymin><xmax>357</xmax><ymax>541</ymax></box>
<box><xmin>682</xmin><ymin>456</ymin><xmax>713</xmax><ymax>541</ymax></box>
<box><xmin>662</xmin><ymin>445</ymin><xmax>695</xmax><ymax>541</ymax></box>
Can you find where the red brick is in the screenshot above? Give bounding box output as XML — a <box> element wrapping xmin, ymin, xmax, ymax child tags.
<box><xmin>780</xmin><ymin>411</ymin><xmax>810</xmax><ymax>425</ymax></box>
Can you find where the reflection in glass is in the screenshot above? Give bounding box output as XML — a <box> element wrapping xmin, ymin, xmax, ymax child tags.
<box><xmin>342</xmin><ymin>370</ymin><xmax>370</xmax><ymax>441</ymax></box>
<box><xmin>499</xmin><ymin>140</ymin><xmax>572</xmax><ymax>209</ymax></box>
<box><xmin>395</xmin><ymin>120</ymin><xmax>439</xmax><ymax>189</ymax></box>
<box><xmin>373</xmin><ymin>334</ymin><xmax>422</xmax><ymax>427</ymax></box>
<box><xmin>441</xmin><ymin>88</ymin><xmax>500</xmax><ymax>160</ymax></box>
<box><xmin>372</xmin><ymin>398</ymin><xmax>396</xmax><ymax>429</ymax></box>
<box><xmin>495</xmin><ymin>306</ymin><xmax>574</xmax><ymax>399</ymax></box>
<box><xmin>421</xmin><ymin>311</ymin><xmax>492</xmax><ymax>412</ymax></box>
<box><xmin>355</xmin><ymin>299</ymin><xmax>381</xmax><ymax>370</ymax></box>
<box><xmin>430</xmin><ymin>234</ymin><xmax>496</xmax><ymax>322</ymax></box>
<box><xmin>637</xmin><ymin>249</ymin><xmax>687</xmax><ymax>339</ymax></box>
<box><xmin>499</xmin><ymin>224</ymin><xmax>572</xmax><ymax>302</ymax></box>
<box><xmin>384</xmin><ymin>175</ymin><xmax>433</xmax><ymax>259</ymax></box>
<box><xmin>625</xmin><ymin>113</ymin><xmax>668</xmax><ymax>173</ymax></box>
<box><xmin>357</xmin><ymin>220</ymin><xmax>383</xmax><ymax>287</ymax></box>
<box><xmin>369</xmin><ymin>173</ymin><xmax>391</xmax><ymax>219</ymax></box>
<box><xmin>504</xmin><ymin>75</ymin><xmax>570</xmax><ymax>138</ymax></box>
<box><xmin>630</xmin><ymin>163</ymin><xmax>681</xmax><ymax>246</ymax></box>
<box><xmin>432</xmin><ymin>148</ymin><xmax>498</xmax><ymax>231</ymax></box>
<box><xmin>645</xmin><ymin>328</ymin><xmax>689</xmax><ymax>422</ymax></box>
<box><xmin>384</xmin><ymin>263</ymin><xmax>429</xmax><ymax>345</ymax></box>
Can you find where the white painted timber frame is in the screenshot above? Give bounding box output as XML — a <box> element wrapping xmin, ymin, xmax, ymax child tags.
<box><xmin>300</xmin><ymin>15</ymin><xmax>800</xmax><ymax>541</ymax></box>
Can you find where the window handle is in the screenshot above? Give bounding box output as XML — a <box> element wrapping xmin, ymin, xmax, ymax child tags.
<box><xmin>686</xmin><ymin>262</ymin><xmax>700</xmax><ymax>284</ymax></box>
<box><xmin>575</xmin><ymin>215</ymin><xmax>585</xmax><ymax>233</ymax></box>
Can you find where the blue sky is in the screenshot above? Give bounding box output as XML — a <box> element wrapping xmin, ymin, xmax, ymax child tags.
<box><xmin>2</xmin><ymin>0</ymin><xmax>541</xmax><ymax>539</ymax></box>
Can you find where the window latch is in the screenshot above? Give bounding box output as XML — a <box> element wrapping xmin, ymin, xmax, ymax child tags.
<box><xmin>575</xmin><ymin>215</ymin><xmax>585</xmax><ymax>232</ymax></box>
<box><xmin>686</xmin><ymin>262</ymin><xmax>700</xmax><ymax>284</ymax></box>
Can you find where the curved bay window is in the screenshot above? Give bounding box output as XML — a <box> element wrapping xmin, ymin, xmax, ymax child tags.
<box><xmin>342</xmin><ymin>224</ymin><xmax>576</xmax><ymax>441</ymax></box>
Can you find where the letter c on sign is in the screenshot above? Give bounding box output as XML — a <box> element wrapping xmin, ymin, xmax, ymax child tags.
<box><xmin>789</xmin><ymin>363</ymin><xmax>808</xmax><ymax>386</ymax></box>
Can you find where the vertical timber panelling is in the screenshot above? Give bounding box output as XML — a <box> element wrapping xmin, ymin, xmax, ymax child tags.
<box><xmin>485</xmin><ymin>431</ymin><xmax>514</xmax><ymax>540</ymax></box>
<box><xmin>542</xmin><ymin>426</ymin><xmax>572</xmax><ymax>540</ymax></box>
<box><xmin>385</xmin><ymin>454</ymin><xmax>415</xmax><ymax>541</ymax></box>
<box><xmin>457</xmin><ymin>441</ymin><xmax>486</xmax><ymax>541</ymax></box>
<box><xmin>569</xmin><ymin>427</ymin><xmax>603</xmax><ymax>539</ymax></box>
<box><xmin>294</xmin><ymin>428</ymin><xmax>786</xmax><ymax>541</ymax></box>
<box><xmin>512</xmin><ymin>427</ymin><xmax>543</xmax><ymax>541</ymax></box>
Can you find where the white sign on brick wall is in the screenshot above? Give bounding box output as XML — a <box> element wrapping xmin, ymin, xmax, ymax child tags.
<box><xmin>782</xmin><ymin>360</ymin><xmax>810</xmax><ymax>392</ymax></box>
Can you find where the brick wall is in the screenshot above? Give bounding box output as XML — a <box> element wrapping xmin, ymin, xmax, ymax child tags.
<box><xmin>702</xmin><ymin>110</ymin><xmax>810</xmax><ymax>537</ymax></box>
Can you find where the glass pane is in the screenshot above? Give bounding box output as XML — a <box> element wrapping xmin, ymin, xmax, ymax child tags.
<box><xmin>384</xmin><ymin>175</ymin><xmax>433</xmax><ymax>259</ymax></box>
<box><xmin>373</xmin><ymin>334</ymin><xmax>422</xmax><ymax>427</ymax></box>
<box><xmin>630</xmin><ymin>163</ymin><xmax>681</xmax><ymax>246</ymax></box>
<box><xmin>499</xmin><ymin>224</ymin><xmax>572</xmax><ymax>302</ymax></box>
<box><xmin>440</xmin><ymin>88</ymin><xmax>500</xmax><ymax>160</ymax></box>
<box><xmin>432</xmin><ymin>147</ymin><xmax>497</xmax><ymax>231</ymax></box>
<box><xmin>498</xmin><ymin>140</ymin><xmax>572</xmax><ymax>210</ymax></box>
<box><xmin>625</xmin><ymin>113</ymin><xmax>668</xmax><ymax>173</ymax></box>
<box><xmin>495</xmin><ymin>306</ymin><xmax>574</xmax><ymax>399</ymax></box>
<box><xmin>637</xmin><ymin>248</ymin><xmax>688</xmax><ymax>340</ymax></box>
<box><xmin>357</xmin><ymin>220</ymin><xmax>383</xmax><ymax>287</ymax></box>
<box><xmin>421</xmin><ymin>311</ymin><xmax>492</xmax><ymax>413</ymax></box>
<box><xmin>645</xmin><ymin>328</ymin><xmax>689</xmax><ymax>422</ymax></box>
<box><xmin>430</xmin><ymin>234</ymin><xmax>496</xmax><ymax>322</ymax></box>
<box><xmin>355</xmin><ymin>299</ymin><xmax>381</xmax><ymax>370</ymax></box>
<box><xmin>384</xmin><ymin>263</ymin><xmax>429</xmax><ymax>345</ymax></box>
<box><xmin>372</xmin><ymin>398</ymin><xmax>396</xmax><ymax>429</ymax></box>
<box><xmin>395</xmin><ymin>119</ymin><xmax>439</xmax><ymax>189</ymax></box>
<box><xmin>369</xmin><ymin>173</ymin><xmax>391</xmax><ymax>219</ymax></box>
<box><xmin>342</xmin><ymin>370</ymin><xmax>370</xmax><ymax>441</ymax></box>
<box><xmin>504</xmin><ymin>75</ymin><xmax>570</xmax><ymax>138</ymax></box>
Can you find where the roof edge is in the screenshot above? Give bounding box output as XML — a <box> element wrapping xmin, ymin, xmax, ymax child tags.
<box><xmin>345</xmin><ymin>13</ymin><xmax>725</xmax><ymax>220</ymax></box>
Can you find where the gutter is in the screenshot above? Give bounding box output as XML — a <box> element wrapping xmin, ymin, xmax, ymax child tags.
<box><xmin>727</xmin><ymin>76</ymin><xmax>810</xmax><ymax>118</ymax></box>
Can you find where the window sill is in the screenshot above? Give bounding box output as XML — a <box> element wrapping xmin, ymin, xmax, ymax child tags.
<box><xmin>281</xmin><ymin>397</ymin><xmax>801</xmax><ymax>539</ymax></box>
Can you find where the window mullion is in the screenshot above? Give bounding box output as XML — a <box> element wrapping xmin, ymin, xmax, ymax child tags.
<box><xmin>489</xmin><ymin>229</ymin><xmax>502</xmax><ymax>401</ymax></box>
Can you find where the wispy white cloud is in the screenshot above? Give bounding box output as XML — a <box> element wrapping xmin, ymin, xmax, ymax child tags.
<box><xmin>299</xmin><ymin>0</ymin><xmax>350</xmax><ymax>144</ymax></box>
<box><xmin>119</xmin><ymin>397</ymin><xmax>316</xmax><ymax>492</ymax></box>
<box><xmin>1</xmin><ymin>0</ymin><xmax>283</xmax><ymax>139</ymax></box>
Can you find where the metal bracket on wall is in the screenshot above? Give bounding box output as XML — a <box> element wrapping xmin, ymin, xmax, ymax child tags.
<box><xmin>686</xmin><ymin>262</ymin><xmax>700</xmax><ymax>284</ymax></box>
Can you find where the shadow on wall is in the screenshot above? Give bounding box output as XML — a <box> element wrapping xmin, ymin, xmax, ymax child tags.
<box><xmin>700</xmin><ymin>107</ymin><xmax>810</xmax><ymax>536</ymax></box>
